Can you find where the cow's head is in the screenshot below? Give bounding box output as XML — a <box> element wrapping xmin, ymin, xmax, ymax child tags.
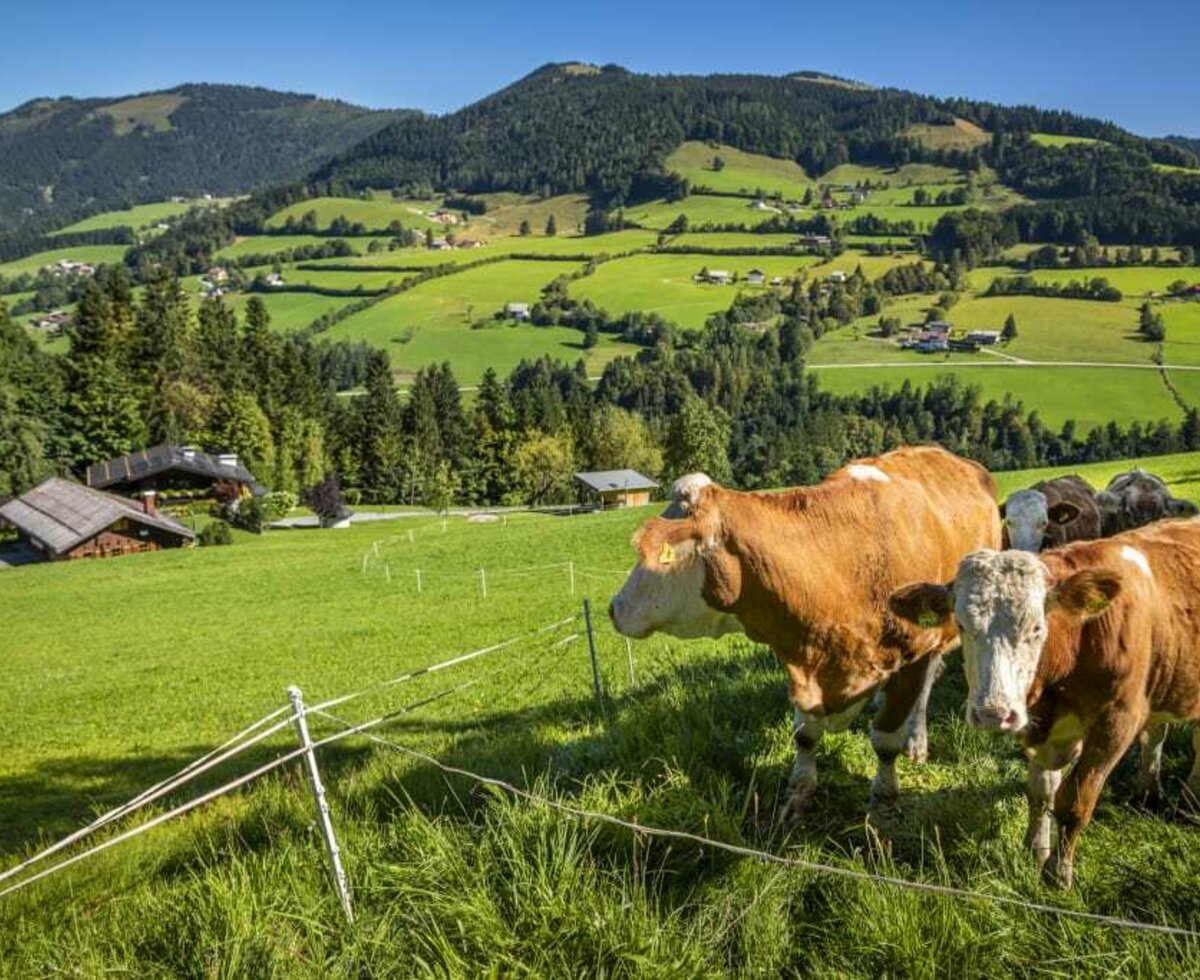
<box><xmin>1000</xmin><ymin>489</ymin><xmax>1081</xmax><ymax>552</ymax></box>
<box><xmin>609</xmin><ymin>473</ymin><xmax>743</xmax><ymax>639</ymax></box>
<box><xmin>889</xmin><ymin>550</ymin><xmax>1121</xmax><ymax>733</ymax></box>
<box><xmin>1098</xmin><ymin>470</ymin><xmax>1198</xmax><ymax>532</ymax></box>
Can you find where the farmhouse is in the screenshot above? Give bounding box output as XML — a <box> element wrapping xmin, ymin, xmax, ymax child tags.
<box><xmin>697</xmin><ymin>269</ymin><xmax>732</xmax><ymax>284</ymax></box>
<box><xmin>745</xmin><ymin>268</ymin><xmax>766</xmax><ymax>285</ymax></box>
<box><xmin>264</xmin><ymin>272</ymin><xmax>285</xmax><ymax>287</ymax></box>
<box><xmin>0</xmin><ymin>477</ymin><xmax>194</xmax><ymax>562</ymax></box>
<box><xmin>925</xmin><ymin>320</ymin><xmax>953</xmax><ymax>335</ymax></box>
<box><xmin>505</xmin><ymin>302</ymin><xmax>531</xmax><ymax>321</ymax></box>
<box><xmin>87</xmin><ymin>444</ymin><xmax>264</xmax><ymax>503</ymax></box>
<box><xmin>827</xmin><ymin>270</ymin><xmax>848</xmax><ymax>283</ymax></box>
<box><xmin>206</xmin><ymin>266</ymin><xmax>229</xmax><ymax>284</ymax></box>
<box><xmin>574</xmin><ymin>470</ymin><xmax>659</xmax><ymax>509</ymax></box>
<box><xmin>45</xmin><ymin>258</ymin><xmax>96</xmax><ymax>277</ymax></box>
<box><xmin>34</xmin><ymin>310</ymin><xmax>73</xmax><ymax>331</ymax></box>
<box><xmin>966</xmin><ymin>330</ymin><xmax>1001</xmax><ymax>345</ymax></box>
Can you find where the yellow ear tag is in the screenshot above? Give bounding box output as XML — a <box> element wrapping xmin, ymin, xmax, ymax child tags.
<box><xmin>917</xmin><ymin>611</ymin><xmax>941</xmax><ymax>628</ymax></box>
<box><xmin>658</xmin><ymin>542</ymin><xmax>677</xmax><ymax>565</ymax></box>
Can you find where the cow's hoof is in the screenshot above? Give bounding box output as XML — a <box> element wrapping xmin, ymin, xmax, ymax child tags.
<box><xmin>778</xmin><ymin>784</ymin><xmax>815</xmax><ymax>825</ymax></box>
<box><xmin>1042</xmin><ymin>855</ymin><xmax>1073</xmax><ymax>890</ymax></box>
<box><xmin>868</xmin><ymin>786</ymin><xmax>900</xmax><ymax>813</ymax></box>
<box><xmin>903</xmin><ymin>731</ymin><xmax>929</xmax><ymax>764</ymax></box>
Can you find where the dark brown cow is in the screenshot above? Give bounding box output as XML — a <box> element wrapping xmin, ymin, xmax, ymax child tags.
<box><xmin>1096</xmin><ymin>468</ymin><xmax>1198</xmax><ymax>536</ymax></box>
<box><xmin>1000</xmin><ymin>475</ymin><xmax>1103</xmax><ymax>553</ymax></box>
<box><xmin>890</xmin><ymin>519</ymin><xmax>1200</xmax><ymax>888</ymax></box>
<box><xmin>609</xmin><ymin>446</ymin><xmax>1000</xmax><ymax>818</ymax></box>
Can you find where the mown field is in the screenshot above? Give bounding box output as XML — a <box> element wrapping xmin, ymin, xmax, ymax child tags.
<box><xmin>5</xmin><ymin>452</ymin><xmax>1200</xmax><ymax>974</ymax></box>
<box><xmin>50</xmin><ymin>200</ymin><xmax>209</xmax><ymax>235</ymax></box>
<box><xmin>0</xmin><ymin>244</ymin><xmax>131</xmax><ymax>278</ymax></box>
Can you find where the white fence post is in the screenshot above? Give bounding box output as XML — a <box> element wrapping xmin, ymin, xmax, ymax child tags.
<box><xmin>407</xmin><ymin>529</ymin><xmax>414</xmax><ymax>544</ymax></box>
<box><xmin>287</xmin><ymin>686</ymin><xmax>354</xmax><ymax>924</ymax></box>
<box><xmin>625</xmin><ymin>637</ymin><xmax>636</xmax><ymax>686</ymax></box>
<box><xmin>415</xmin><ymin>568</ymin><xmax>423</xmax><ymax>594</ymax></box>
<box><xmin>568</xmin><ymin>560</ymin><xmax>575</xmax><ymax>596</ymax></box>
<box><xmin>479</xmin><ymin>567</ymin><xmax>487</xmax><ymax>599</ymax></box>
<box><xmin>385</xmin><ymin>563</ymin><xmax>391</xmax><ymax>584</ymax></box>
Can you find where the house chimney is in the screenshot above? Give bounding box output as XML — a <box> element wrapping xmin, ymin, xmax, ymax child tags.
<box><xmin>218</xmin><ymin>453</ymin><xmax>239</xmax><ymax>469</ymax></box>
<box><xmin>142</xmin><ymin>490</ymin><xmax>158</xmax><ymax>516</ymax></box>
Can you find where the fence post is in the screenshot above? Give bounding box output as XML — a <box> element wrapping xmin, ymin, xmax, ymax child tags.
<box><xmin>287</xmin><ymin>686</ymin><xmax>354</xmax><ymax>924</ymax></box>
<box><xmin>415</xmin><ymin>568</ymin><xmax>422</xmax><ymax>594</ymax></box>
<box><xmin>582</xmin><ymin>599</ymin><xmax>604</xmax><ymax>708</ymax></box>
<box><xmin>568</xmin><ymin>560</ymin><xmax>575</xmax><ymax>596</ymax></box>
<box><xmin>385</xmin><ymin>563</ymin><xmax>391</xmax><ymax>584</ymax></box>
<box><xmin>407</xmin><ymin>529</ymin><xmax>414</xmax><ymax>544</ymax></box>
<box><xmin>479</xmin><ymin>567</ymin><xmax>487</xmax><ymax>599</ymax></box>
<box><xmin>625</xmin><ymin>636</ymin><xmax>636</xmax><ymax>686</ymax></box>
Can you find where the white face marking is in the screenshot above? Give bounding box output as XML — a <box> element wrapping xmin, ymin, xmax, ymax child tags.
<box><xmin>1119</xmin><ymin>545</ymin><xmax>1152</xmax><ymax>578</ymax></box>
<box><xmin>1003</xmin><ymin>490</ymin><xmax>1050</xmax><ymax>553</ymax></box>
<box><xmin>846</xmin><ymin>464</ymin><xmax>890</xmax><ymax>483</ymax></box>
<box><xmin>610</xmin><ymin>553</ymin><xmax>741</xmax><ymax>640</ymax></box>
<box><xmin>953</xmin><ymin>550</ymin><xmax>1050</xmax><ymax>733</ymax></box>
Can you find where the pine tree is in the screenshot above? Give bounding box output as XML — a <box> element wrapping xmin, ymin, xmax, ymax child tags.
<box><xmin>545</xmin><ymin>215</ymin><xmax>557</xmax><ymax>236</ymax></box>
<box><xmin>1002</xmin><ymin>313</ymin><xmax>1018</xmax><ymax>341</ymax></box>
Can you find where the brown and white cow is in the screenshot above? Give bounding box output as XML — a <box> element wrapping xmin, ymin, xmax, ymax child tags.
<box><xmin>609</xmin><ymin>446</ymin><xmax>1000</xmax><ymax>818</ymax></box>
<box><xmin>890</xmin><ymin>519</ymin><xmax>1200</xmax><ymax>889</ymax></box>
<box><xmin>1000</xmin><ymin>475</ymin><xmax>1103</xmax><ymax>553</ymax></box>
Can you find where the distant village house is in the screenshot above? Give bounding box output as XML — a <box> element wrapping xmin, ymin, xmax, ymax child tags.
<box><xmin>574</xmin><ymin>470</ymin><xmax>659</xmax><ymax>509</ymax></box>
<box><xmin>87</xmin><ymin>444</ymin><xmax>264</xmax><ymax>504</ymax></box>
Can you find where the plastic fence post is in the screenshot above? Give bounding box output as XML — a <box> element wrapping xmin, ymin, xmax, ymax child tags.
<box><xmin>479</xmin><ymin>567</ymin><xmax>487</xmax><ymax>599</ymax></box>
<box><xmin>568</xmin><ymin>560</ymin><xmax>575</xmax><ymax>596</ymax></box>
<box><xmin>287</xmin><ymin>686</ymin><xmax>354</xmax><ymax>924</ymax></box>
<box><xmin>625</xmin><ymin>636</ymin><xmax>636</xmax><ymax>686</ymax></box>
<box><xmin>416</xmin><ymin>569</ymin><xmax>422</xmax><ymax>594</ymax></box>
<box><xmin>582</xmin><ymin>599</ymin><xmax>604</xmax><ymax>708</ymax></box>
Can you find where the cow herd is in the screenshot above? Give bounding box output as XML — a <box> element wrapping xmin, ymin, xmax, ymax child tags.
<box><xmin>609</xmin><ymin>447</ymin><xmax>1200</xmax><ymax>889</ymax></box>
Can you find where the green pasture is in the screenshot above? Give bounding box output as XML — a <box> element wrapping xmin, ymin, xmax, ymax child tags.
<box><xmin>968</xmin><ymin>265</ymin><xmax>1200</xmax><ymax>299</ymax></box>
<box><xmin>817</xmin><ymin>162</ymin><xmax>962</xmax><ymax>187</ymax></box>
<box><xmin>569</xmin><ymin>253</ymin><xmax>822</xmax><ymax>328</ymax></box>
<box><xmin>993</xmin><ymin>449</ymin><xmax>1200</xmax><ymax>499</ymax></box>
<box><xmin>0</xmin><ymin>244</ymin><xmax>130</xmax><ymax>279</ymax></box>
<box><xmin>813</xmin><ymin>363</ymin><xmax>1180</xmax><ymax>430</ymax></box>
<box><xmin>325</xmin><ymin>259</ymin><xmax>635</xmax><ymax>381</ymax></box>
<box><xmin>665</xmin><ymin>231</ymin><xmax>817</xmax><ymax>251</ymax></box>
<box><xmin>216</xmin><ymin>235</ymin><xmax>391</xmax><ymax>261</ymax></box>
<box><xmin>466</xmin><ymin>192</ymin><xmax>592</xmax><ymax>238</ymax></box>
<box><xmin>1160</xmin><ymin>302</ymin><xmax>1200</xmax><ymax>365</ymax></box>
<box><xmin>51</xmin><ymin>200</ymin><xmax>207</xmax><ymax>235</ymax></box>
<box><xmin>266</xmin><ymin>194</ymin><xmax>445</xmax><ymax>232</ymax></box>
<box><xmin>1031</xmin><ymin>132</ymin><xmax>1104</xmax><ymax>149</ymax></box>
<box><xmin>6</xmin><ymin>459</ymin><xmax>1200</xmax><ymax>972</ymax></box>
<box><xmin>665</xmin><ymin>140</ymin><xmax>813</xmax><ymax>198</ymax></box>
<box><xmin>621</xmin><ymin>193</ymin><xmax>800</xmax><ymax>230</ymax></box>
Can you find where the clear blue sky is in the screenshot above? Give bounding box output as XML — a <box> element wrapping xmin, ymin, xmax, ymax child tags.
<box><xmin>4</xmin><ymin>0</ymin><xmax>1198</xmax><ymax>136</ymax></box>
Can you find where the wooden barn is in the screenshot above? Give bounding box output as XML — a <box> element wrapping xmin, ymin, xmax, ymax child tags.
<box><xmin>0</xmin><ymin>478</ymin><xmax>195</xmax><ymax>562</ymax></box>
<box><xmin>574</xmin><ymin>470</ymin><xmax>659</xmax><ymax>509</ymax></box>
<box><xmin>87</xmin><ymin>444</ymin><xmax>264</xmax><ymax>503</ymax></box>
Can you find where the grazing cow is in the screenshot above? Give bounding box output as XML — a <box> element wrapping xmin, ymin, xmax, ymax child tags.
<box><xmin>609</xmin><ymin>446</ymin><xmax>1000</xmax><ymax>818</ymax></box>
<box><xmin>1096</xmin><ymin>468</ymin><xmax>1198</xmax><ymax>536</ymax></box>
<box><xmin>1000</xmin><ymin>475</ymin><xmax>1103</xmax><ymax>553</ymax></box>
<box><xmin>889</xmin><ymin>519</ymin><xmax>1200</xmax><ymax>889</ymax></box>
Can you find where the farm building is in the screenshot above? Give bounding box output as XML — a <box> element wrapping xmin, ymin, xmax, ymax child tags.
<box><xmin>0</xmin><ymin>478</ymin><xmax>194</xmax><ymax>562</ymax></box>
<box><xmin>574</xmin><ymin>470</ymin><xmax>659</xmax><ymax>509</ymax></box>
<box><xmin>966</xmin><ymin>330</ymin><xmax>1001</xmax><ymax>345</ymax></box>
<box><xmin>827</xmin><ymin>270</ymin><xmax>848</xmax><ymax>283</ymax></box>
<box><xmin>745</xmin><ymin>269</ymin><xmax>766</xmax><ymax>285</ymax></box>
<box><xmin>87</xmin><ymin>444</ymin><xmax>264</xmax><ymax>503</ymax></box>
<box><xmin>506</xmin><ymin>302</ymin><xmax>531</xmax><ymax>321</ymax></box>
<box><xmin>697</xmin><ymin>269</ymin><xmax>732</xmax><ymax>285</ymax></box>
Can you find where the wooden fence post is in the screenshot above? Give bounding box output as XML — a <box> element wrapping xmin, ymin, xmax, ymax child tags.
<box><xmin>582</xmin><ymin>599</ymin><xmax>604</xmax><ymax>708</ymax></box>
<box><xmin>287</xmin><ymin>686</ymin><xmax>354</xmax><ymax>924</ymax></box>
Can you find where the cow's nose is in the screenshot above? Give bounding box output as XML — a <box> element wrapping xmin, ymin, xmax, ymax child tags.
<box><xmin>969</xmin><ymin>704</ymin><xmax>1020</xmax><ymax>730</ymax></box>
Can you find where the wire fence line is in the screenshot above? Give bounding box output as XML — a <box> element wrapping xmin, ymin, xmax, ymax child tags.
<box><xmin>314</xmin><ymin>711</ymin><xmax>1200</xmax><ymax>943</ymax></box>
<box><xmin>0</xmin><ymin>616</ymin><xmax>584</xmax><ymax>903</ymax></box>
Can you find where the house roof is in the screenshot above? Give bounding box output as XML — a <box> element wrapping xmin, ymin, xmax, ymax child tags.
<box><xmin>87</xmin><ymin>444</ymin><xmax>264</xmax><ymax>494</ymax></box>
<box><xmin>574</xmin><ymin>470</ymin><xmax>660</xmax><ymax>493</ymax></box>
<box><xmin>0</xmin><ymin>478</ymin><xmax>195</xmax><ymax>555</ymax></box>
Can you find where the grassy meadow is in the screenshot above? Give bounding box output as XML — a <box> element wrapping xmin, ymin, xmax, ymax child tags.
<box><xmin>51</xmin><ymin>200</ymin><xmax>209</xmax><ymax>235</ymax></box>
<box><xmin>0</xmin><ymin>244</ymin><xmax>130</xmax><ymax>279</ymax></box>
<box><xmin>6</xmin><ymin>454</ymin><xmax>1200</xmax><ymax>973</ymax></box>
<box><xmin>665</xmin><ymin>141</ymin><xmax>814</xmax><ymax>197</ymax></box>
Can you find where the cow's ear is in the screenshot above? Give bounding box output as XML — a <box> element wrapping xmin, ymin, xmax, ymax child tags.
<box><xmin>889</xmin><ymin>582</ymin><xmax>953</xmax><ymax>628</ymax></box>
<box><xmin>1095</xmin><ymin>491</ymin><xmax>1121</xmax><ymax>515</ymax></box>
<box><xmin>1048</xmin><ymin>569</ymin><xmax>1122</xmax><ymax>619</ymax></box>
<box><xmin>1167</xmin><ymin>498</ymin><xmax>1198</xmax><ymax>518</ymax></box>
<box><xmin>669</xmin><ymin>473</ymin><xmax>714</xmax><ymax>515</ymax></box>
<box><xmin>633</xmin><ymin>517</ymin><xmax>698</xmax><ymax>569</ymax></box>
<box><xmin>1047</xmin><ymin>501</ymin><xmax>1081</xmax><ymax>526</ymax></box>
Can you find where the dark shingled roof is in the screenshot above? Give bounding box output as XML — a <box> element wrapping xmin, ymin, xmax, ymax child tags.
<box><xmin>573</xmin><ymin>470</ymin><xmax>659</xmax><ymax>493</ymax></box>
<box><xmin>0</xmin><ymin>478</ymin><xmax>195</xmax><ymax>555</ymax></box>
<box><xmin>87</xmin><ymin>444</ymin><xmax>264</xmax><ymax>495</ymax></box>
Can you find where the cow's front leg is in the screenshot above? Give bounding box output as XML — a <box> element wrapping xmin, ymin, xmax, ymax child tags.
<box><xmin>902</xmin><ymin>652</ymin><xmax>945</xmax><ymax>763</ymax></box>
<box><xmin>781</xmin><ymin>711</ymin><xmax>823</xmax><ymax>822</ymax></box>
<box><xmin>1045</xmin><ymin>706</ymin><xmax>1143</xmax><ymax>889</ymax></box>
<box><xmin>1024</xmin><ymin>760</ymin><xmax>1062</xmax><ymax>867</ymax></box>
<box><xmin>870</xmin><ymin>658</ymin><xmax>933</xmax><ymax>808</ymax></box>
<box><xmin>1184</xmin><ymin>727</ymin><xmax>1200</xmax><ymax>807</ymax></box>
<box><xmin>1137</xmin><ymin>724</ymin><xmax>1168</xmax><ymax>805</ymax></box>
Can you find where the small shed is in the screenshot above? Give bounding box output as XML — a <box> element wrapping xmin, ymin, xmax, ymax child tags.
<box><xmin>0</xmin><ymin>478</ymin><xmax>194</xmax><ymax>562</ymax></box>
<box><xmin>87</xmin><ymin>444</ymin><xmax>264</xmax><ymax>502</ymax></box>
<box><xmin>574</xmin><ymin>470</ymin><xmax>659</xmax><ymax>509</ymax></box>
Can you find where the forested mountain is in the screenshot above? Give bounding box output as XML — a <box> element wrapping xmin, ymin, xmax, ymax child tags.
<box><xmin>0</xmin><ymin>85</ymin><xmax>412</xmax><ymax>229</ymax></box>
<box><xmin>1166</xmin><ymin>136</ymin><xmax>1200</xmax><ymax>158</ymax></box>
<box><xmin>316</xmin><ymin>63</ymin><xmax>1196</xmax><ymax>203</ymax></box>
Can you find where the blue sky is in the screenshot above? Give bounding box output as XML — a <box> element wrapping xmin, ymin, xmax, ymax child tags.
<box><xmin>4</xmin><ymin>0</ymin><xmax>1198</xmax><ymax>136</ymax></box>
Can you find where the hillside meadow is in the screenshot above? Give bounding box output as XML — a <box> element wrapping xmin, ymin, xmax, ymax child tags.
<box><xmin>5</xmin><ymin>453</ymin><xmax>1200</xmax><ymax>973</ymax></box>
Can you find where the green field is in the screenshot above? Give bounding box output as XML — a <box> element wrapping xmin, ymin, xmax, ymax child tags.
<box><xmin>216</xmin><ymin>235</ymin><xmax>387</xmax><ymax>260</ymax></box>
<box><xmin>1031</xmin><ymin>132</ymin><xmax>1104</xmax><ymax>149</ymax></box>
<box><xmin>813</xmin><ymin>364</ymin><xmax>1181</xmax><ymax>430</ymax></box>
<box><xmin>50</xmin><ymin>200</ymin><xmax>210</xmax><ymax>235</ymax></box>
<box><xmin>266</xmin><ymin>193</ymin><xmax>445</xmax><ymax>232</ymax></box>
<box><xmin>993</xmin><ymin>449</ymin><xmax>1200</xmax><ymax>499</ymax></box>
<box><xmin>666</xmin><ymin>141</ymin><xmax>813</xmax><ymax>197</ymax></box>
<box><xmin>0</xmin><ymin>244</ymin><xmax>130</xmax><ymax>279</ymax></box>
<box><xmin>325</xmin><ymin>259</ymin><xmax>635</xmax><ymax>381</ymax></box>
<box><xmin>968</xmin><ymin>265</ymin><xmax>1200</xmax><ymax>299</ymax></box>
<box><xmin>6</xmin><ymin>453</ymin><xmax>1200</xmax><ymax>972</ymax></box>
<box><xmin>570</xmin><ymin>253</ymin><xmax>823</xmax><ymax>328</ymax></box>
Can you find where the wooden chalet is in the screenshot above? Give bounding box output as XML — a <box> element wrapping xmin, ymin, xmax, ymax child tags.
<box><xmin>0</xmin><ymin>478</ymin><xmax>194</xmax><ymax>562</ymax></box>
<box><xmin>574</xmin><ymin>470</ymin><xmax>659</xmax><ymax>509</ymax></box>
<box><xmin>86</xmin><ymin>444</ymin><xmax>264</xmax><ymax>503</ymax></box>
